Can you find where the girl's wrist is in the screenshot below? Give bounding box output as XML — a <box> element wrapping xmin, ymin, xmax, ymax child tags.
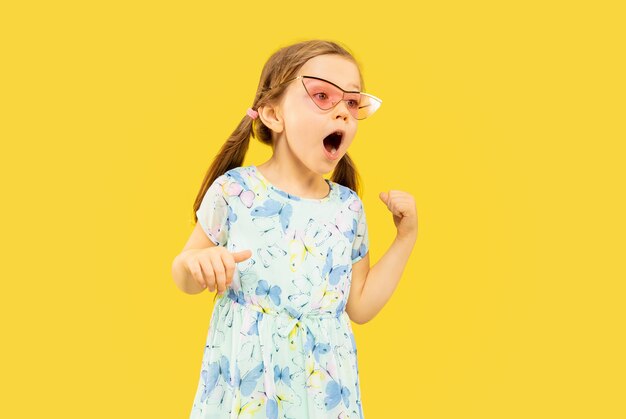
<box><xmin>395</xmin><ymin>231</ymin><xmax>417</xmax><ymax>245</ymax></box>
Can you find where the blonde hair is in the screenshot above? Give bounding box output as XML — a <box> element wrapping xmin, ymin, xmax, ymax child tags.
<box><xmin>193</xmin><ymin>40</ymin><xmax>366</xmax><ymax>223</ymax></box>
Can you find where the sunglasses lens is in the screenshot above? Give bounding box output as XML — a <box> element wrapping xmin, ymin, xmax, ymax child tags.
<box><xmin>356</xmin><ymin>94</ymin><xmax>382</xmax><ymax>120</ymax></box>
<box><xmin>302</xmin><ymin>78</ymin><xmax>344</xmax><ymax>110</ymax></box>
<box><xmin>302</xmin><ymin>77</ymin><xmax>381</xmax><ymax>119</ymax></box>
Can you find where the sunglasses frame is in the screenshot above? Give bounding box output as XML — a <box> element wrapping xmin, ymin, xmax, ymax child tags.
<box><xmin>264</xmin><ymin>75</ymin><xmax>382</xmax><ymax>120</ymax></box>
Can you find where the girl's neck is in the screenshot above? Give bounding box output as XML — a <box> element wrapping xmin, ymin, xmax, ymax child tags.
<box><xmin>256</xmin><ymin>159</ymin><xmax>329</xmax><ymax>199</ymax></box>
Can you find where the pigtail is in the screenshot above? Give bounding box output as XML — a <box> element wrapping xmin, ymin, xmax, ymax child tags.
<box><xmin>332</xmin><ymin>152</ymin><xmax>362</xmax><ymax>197</ymax></box>
<box><xmin>192</xmin><ymin>116</ymin><xmax>254</xmax><ymax>224</ymax></box>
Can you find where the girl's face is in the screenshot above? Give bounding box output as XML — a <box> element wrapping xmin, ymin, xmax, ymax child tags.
<box><xmin>275</xmin><ymin>54</ymin><xmax>362</xmax><ymax>175</ymax></box>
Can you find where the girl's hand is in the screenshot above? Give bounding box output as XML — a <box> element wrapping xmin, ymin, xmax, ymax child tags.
<box><xmin>379</xmin><ymin>190</ymin><xmax>418</xmax><ymax>241</ymax></box>
<box><xmin>180</xmin><ymin>247</ymin><xmax>252</xmax><ymax>295</ymax></box>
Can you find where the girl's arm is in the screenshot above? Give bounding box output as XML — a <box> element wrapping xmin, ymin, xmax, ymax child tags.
<box><xmin>346</xmin><ymin>190</ymin><xmax>418</xmax><ymax>324</ymax></box>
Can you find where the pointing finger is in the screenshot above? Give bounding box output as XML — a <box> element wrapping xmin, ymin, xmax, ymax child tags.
<box><xmin>232</xmin><ymin>249</ymin><xmax>252</xmax><ymax>262</ymax></box>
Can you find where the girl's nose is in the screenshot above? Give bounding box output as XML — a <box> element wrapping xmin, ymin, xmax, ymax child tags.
<box><xmin>333</xmin><ymin>100</ymin><xmax>351</xmax><ymax>120</ymax></box>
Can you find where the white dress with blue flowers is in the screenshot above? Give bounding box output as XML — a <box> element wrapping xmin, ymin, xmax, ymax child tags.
<box><xmin>189</xmin><ymin>165</ymin><xmax>369</xmax><ymax>419</ymax></box>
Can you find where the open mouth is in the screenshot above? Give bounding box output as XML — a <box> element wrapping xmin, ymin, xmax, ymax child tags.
<box><xmin>323</xmin><ymin>131</ymin><xmax>344</xmax><ymax>154</ymax></box>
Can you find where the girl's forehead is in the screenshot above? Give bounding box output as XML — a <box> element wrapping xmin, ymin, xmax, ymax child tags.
<box><xmin>299</xmin><ymin>55</ymin><xmax>361</xmax><ymax>91</ymax></box>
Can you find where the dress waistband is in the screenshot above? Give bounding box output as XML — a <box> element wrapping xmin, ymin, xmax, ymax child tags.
<box><xmin>222</xmin><ymin>288</ymin><xmax>342</xmax><ymax>322</ymax></box>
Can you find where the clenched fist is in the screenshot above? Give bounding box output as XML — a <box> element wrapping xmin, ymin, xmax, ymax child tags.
<box><xmin>379</xmin><ymin>190</ymin><xmax>418</xmax><ymax>241</ymax></box>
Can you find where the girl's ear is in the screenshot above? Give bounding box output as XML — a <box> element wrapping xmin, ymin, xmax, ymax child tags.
<box><xmin>257</xmin><ymin>104</ymin><xmax>284</xmax><ymax>134</ymax></box>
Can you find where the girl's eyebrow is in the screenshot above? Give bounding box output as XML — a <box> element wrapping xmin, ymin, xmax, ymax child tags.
<box><xmin>338</xmin><ymin>81</ymin><xmax>361</xmax><ymax>92</ymax></box>
<box><xmin>337</xmin><ymin>81</ymin><xmax>360</xmax><ymax>91</ymax></box>
<box><xmin>309</xmin><ymin>75</ymin><xmax>361</xmax><ymax>92</ymax></box>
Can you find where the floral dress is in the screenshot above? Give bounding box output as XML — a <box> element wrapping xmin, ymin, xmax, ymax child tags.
<box><xmin>189</xmin><ymin>165</ymin><xmax>369</xmax><ymax>419</ymax></box>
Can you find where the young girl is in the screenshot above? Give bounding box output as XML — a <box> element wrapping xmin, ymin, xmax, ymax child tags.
<box><xmin>172</xmin><ymin>39</ymin><xmax>417</xmax><ymax>419</ymax></box>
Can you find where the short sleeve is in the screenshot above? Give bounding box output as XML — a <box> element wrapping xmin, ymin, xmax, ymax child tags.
<box><xmin>196</xmin><ymin>174</ymin><xmax>230</xmax><ymax>246</ymax></box>
<box><xmin>351</xmin><ymin>197</ymin><xmax>369</xmax><ymax>263</ymax></box>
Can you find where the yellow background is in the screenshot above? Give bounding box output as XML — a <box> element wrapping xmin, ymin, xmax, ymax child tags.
<box><xmin>2</xmin><ymin>0</ymin><xmax>624</xmax><ymax>418</ymax></box>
